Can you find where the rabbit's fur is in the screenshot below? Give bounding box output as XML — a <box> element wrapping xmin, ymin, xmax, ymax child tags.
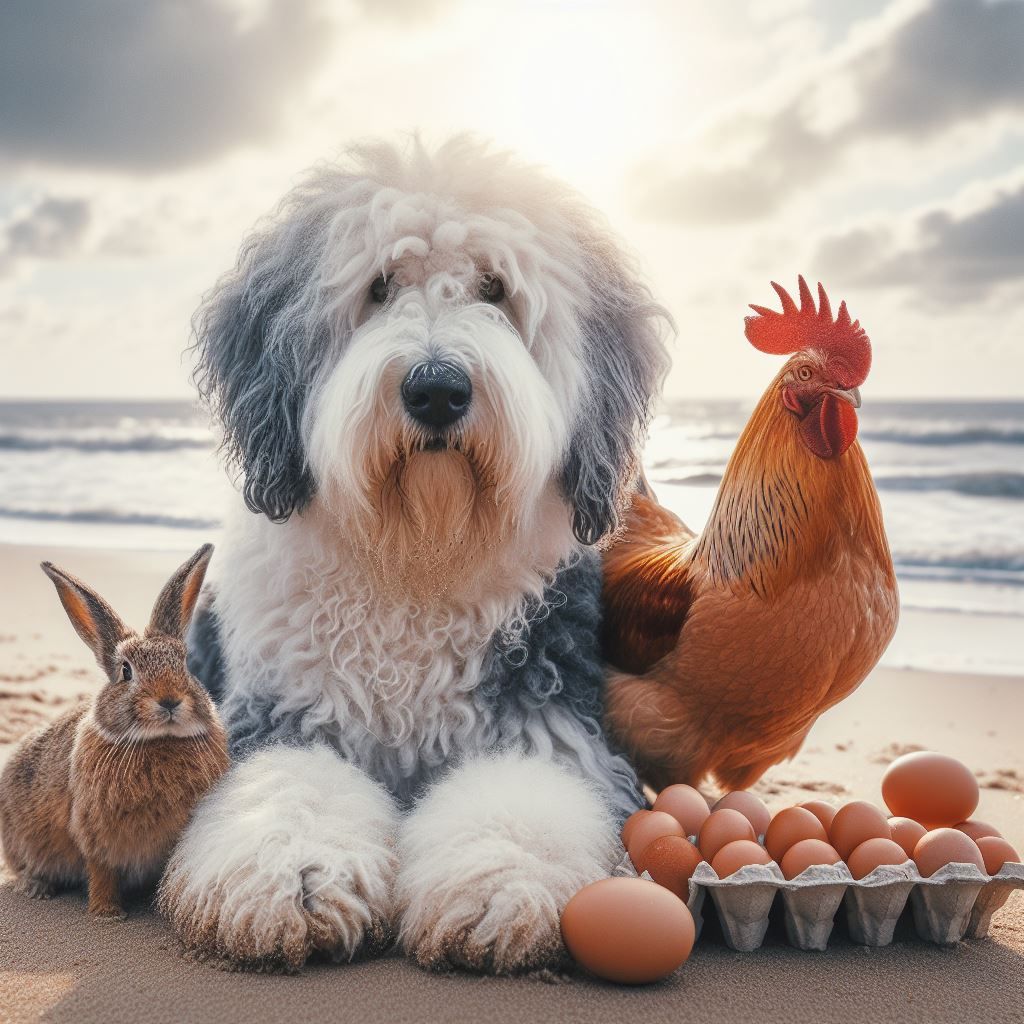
<box><xmin>0</xmin><ymin>544</ymin><xmax>230</xmax><ymax>918</ymax></box>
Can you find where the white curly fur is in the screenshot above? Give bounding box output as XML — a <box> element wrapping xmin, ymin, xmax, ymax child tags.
<box><xmin>396</xmin><ymin>753</ymin><xmax>620</xmax><ymax>973</ymax></box>
<box><xmin>163</xmin><ymin>136</ymin><xmax>670</xmax><ymax>973</ymax></box>
<box><xmin>158</xmin><ymin>745</ymin><xmax>399</xmax><ymax>970</ymax></box>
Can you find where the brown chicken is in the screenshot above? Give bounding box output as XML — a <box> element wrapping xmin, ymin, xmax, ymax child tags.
<box><xmin>602</xmin><ymin>277</ymin><xmax>898</xmax><ymax>792</ymax></box>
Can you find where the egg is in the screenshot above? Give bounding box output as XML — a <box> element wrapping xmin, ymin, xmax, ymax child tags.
<box><xmin>697</xmin><ymin>808</ymin><xmax>757</xmax><ymax>861</ymax></box>
<box><xmin>888</xmin><ymin>816</ymin><xmax>928</xmax><ymax>857</ymax></box>
<box><xmin>830</xmin><ymin>801</ymin><xmax>891</xmax><ymax>860</ymax></box>
<box><xmin>955</xmin><ymin>819</ymin><xmax>1003</xmax><ymax>843</ymax></box>
<box><xmin>627</xmin><ymin>811</ymin><xmax>685</xmax><ymax>870</ymax></box>
<box><xmin>780</xmin><ymin>839</ymin><xmax>843</xmax><ymax>880</ymax></box>
<box><xmin>847</xmin><ymin>838</ymin><xmax>912</xmax><ymax>879</ymax></box>
<box><xmin>711</xmin><ymin>839</ymin><xmax>774</xmax><ymax>878</ymax></box>
<box><xmin>653</xmin><ymin>784</ymin><xmax>711</xmax><ymax>838</ymax></box>
<box><xmin>913</xmin><ymin>828</ymin><xmax>986</xmax><ymax>877</ymax></box>
<box><xmin>712</xmin><ymin>791</ymin><xmax>771</xmax><ymax>837</ymax></box>
<box><xmin>640</xmin><ymin>835</ymin><xmax>705</xmax><ymax>898</ymax></box>
<box><xmin>976</xmin><ymin>836</ymin><xmax>1021</xmax><ymax>875</ymax></box>
<box><xmin>560</xmin><ymin>877</ymin><xmax>696</xmax><ymax>984</ymax></box>
<box><xmin>621</xmin><ymin>809</ymin><xmax>652</xmax><ymax>849</ymax></box>
<box><xmin>764</xmin><ymin>806</ymin><xmax>828</xmax><ymax>862</ymax></box>
<box><xmin>799</xmin><ymin>800</ymin><xmax>838</xmax><ymax>834</ymax></box>
<box><xmin>881</xmin><ymin>751</ymin><xmax>979</xmax><ymax>828</ymax></box>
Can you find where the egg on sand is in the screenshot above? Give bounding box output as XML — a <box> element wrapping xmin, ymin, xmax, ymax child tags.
<box><xmin>561</xmin><ymin>877</ymin><xmax>695</xmax><ymax>984</ymax></box>
<box><xmin>882</xmin><ymin>751</ymin><xmax>979</xmax><ymax>829</ymax></box>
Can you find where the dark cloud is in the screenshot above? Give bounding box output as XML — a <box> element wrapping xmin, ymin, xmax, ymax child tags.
<box><xmin>0</xmin><ymin>196</ymin><xmax>91</xmax><ymax>275</ymax></box>
<box><xmin>0</xmin><ymin>0</ymin><xmax>330</xmax><ymax>172</ymax></box>
<box><xmin>814</xmin><ymin>179</ymin><xmax>1024</xmax><ymax>299</ymax></box>
<box><xmin>631</xmin><ymin>0</ymin><xmax>1024</xmax><ymax>225</ymax></box>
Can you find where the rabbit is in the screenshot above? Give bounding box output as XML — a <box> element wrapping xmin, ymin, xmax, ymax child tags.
<box><xmin>0</xmin><ymin>543</ymin><xmax>230</xmax><ymax>919</ymax></box>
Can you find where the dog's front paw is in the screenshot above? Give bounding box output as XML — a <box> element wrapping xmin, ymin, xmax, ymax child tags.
<box><xmin>157</xmin><ymin>746</ymin><xmax>399</xmax><ymax>972</ymax></box>
<box><xmin>397</xmin><ymin>753</ymin><xmax>619</xmax><ymax>975</ymax></box>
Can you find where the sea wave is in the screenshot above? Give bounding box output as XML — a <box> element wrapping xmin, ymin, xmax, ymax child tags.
<box><xmin>0</xmin><ymin>431</ymin><xmax>212</xmax><ymax>454</ymax></box>
<box><xmin>656</xmin><ymin>469</ymin><xmax>1024</xmax><ymax>499</ymax></box>
<box><xmin>860</xmin><ymin>427</ymin><xmax>1024</xmax><ymax>446</ymax></box>
<box><xmin>0</xmin><ymin>506</ymin><xmax>221</xmax><ymax>530</ymax></box>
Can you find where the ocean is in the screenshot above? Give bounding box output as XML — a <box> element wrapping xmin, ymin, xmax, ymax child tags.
<box><xmin>1</xmin><ymin>398</ymin><xmax>1021</xmax><ymax>675</ymax></box>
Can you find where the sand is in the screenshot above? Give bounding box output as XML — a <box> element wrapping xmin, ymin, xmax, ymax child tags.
<box><xmin>1</xmin><ymin>542</ymin><xmax>1022</xmax><ymax>1024</ymax></box>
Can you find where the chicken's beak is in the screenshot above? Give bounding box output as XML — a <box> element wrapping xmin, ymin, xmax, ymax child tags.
<box><xmin>827</xmin><ymin>385</ymin><xmax>861</xmax><ymax>409</ymax></box>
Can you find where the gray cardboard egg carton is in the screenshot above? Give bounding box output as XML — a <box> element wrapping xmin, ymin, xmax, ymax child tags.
<box><xmin>615</xmin><ymin>851</ymin><xmax>1024</xmax><ymax>951</ymax></box>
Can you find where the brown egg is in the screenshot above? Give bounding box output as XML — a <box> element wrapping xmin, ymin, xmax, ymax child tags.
<box><xmin>847</xmin><ymin>838</ymin><xmax>912</xmax><ymax>879</ymax></box>
<box><xmin>882</xmin><ymin>751</ymin><xmax>979</xmax><ymax>829</ymax></box>
<box><xmin>712</xmin><ymin>791</ymin><xmax>771</xmax><ymax>837</ymax></box>
<box><xmin>780</xmin><ymin>839</ymin><xmax>843</xmax><ymax>880</ymax></box>
<box><xmin>830</xmin><ymin>801</ymin><xmax>891</xmax><ymax>860</ymax></box>
<box><xmin>653</xmin><ymin>785</ymin><xmax>711</xmax><ymax>838</ymax></box>
<box><xmin>976</xmin><ymin>836</ymin><xmax>1021</xmax><ymax>875</ymax></box>
<box><xmin>697</xmin><ymin>808</ymin><xmax>757</xmax><ymax>861</ymax></box>
<box><xmin>560</xmin><ymin>877</ymin><xmax>696</xmax><ymax>984</ymax></box>
<box><xmin>913</xmin><ymin>828</ymin><xmax>986</xmax><ymax>877</ymax></box>
<box><xmin>764</xmin><ymin>807</ymin><xmax>828</xmax><ymax>862</ymax></box>
<box><xmin>640</xmin><ymin>835</ymin><xmax>705</xmax><ymax>898</ymax></box>
<box><xmin>711</xmin><ymin>840</ymin><xmax>774</xmax><ymax>878</ymax></box>
<box><xmin>627</xmin><ymin>811</ymin><xmax>685</xmax><ymax>870</ymax></box>
<box><xmin>956</xmin><ymin>819</ymin><xmax>1003</xmax><ymax>843</ymax></box>
<box><xmin>888</xmin><ymin>817</ymin><xmax>928</xmax><ymax>858</ymax></box>
<box><xmin>622</xmin><ymin>809</ymin><xmax>652</xmax><ymax>849</ymax></box>
<box><xmin>799</xmin><ymin>800</ymin><xmax>838</xmax><ymax>834</ymax></box>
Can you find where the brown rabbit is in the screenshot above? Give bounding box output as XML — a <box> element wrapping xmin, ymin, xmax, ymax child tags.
<box><xmin>0</xmin><ymin>544</ymin><xmax>230</xmax><ymax>918</ymax></box>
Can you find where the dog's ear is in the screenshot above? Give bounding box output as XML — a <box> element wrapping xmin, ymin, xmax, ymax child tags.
<box><xmin>192</xmin><ymin>189</ymin><xmax>339</xmax><ymax>522</ymax></box>
<box><xmin>562</xmin><ymin>229</ymin><xmax>672</xmax><ymax>547</ymax></box>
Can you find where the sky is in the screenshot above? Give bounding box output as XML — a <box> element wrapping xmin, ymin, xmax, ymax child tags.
<box><xmin>1</xmin><ymin>0</ymin><xmax>1023</xmax><ymax>400</ymax></box>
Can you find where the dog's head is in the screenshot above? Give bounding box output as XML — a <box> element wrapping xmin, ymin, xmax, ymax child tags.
<box><xmin>194</xmin><ymin>137</ymin><xmax>671</xmax><ymax>593</ymax></box>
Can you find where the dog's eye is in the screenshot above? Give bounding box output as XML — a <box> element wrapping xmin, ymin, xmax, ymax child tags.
<box><xmin>479</xmin><ymin>272</ymin><xmax>505</xmax><ymax>303</ymax></box>
<box><xmin>370</xmin><ymin>275</ymin><xmax>391</xmax><ymax>303</ymax></box>
<box><xmin>121</xmin><ymin>661</ymin><xmax>133</xmax><ymax>682</ymax></box>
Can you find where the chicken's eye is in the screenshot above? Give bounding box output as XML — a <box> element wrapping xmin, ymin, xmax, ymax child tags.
<box><xmin>479</xmin><ymin>272</ymin><xmax>505</xmax><ymax>303</ymax></box>
<box><xmin>370</xmin><ymin>275</ymin><xmax>391</xmax><ymax>303</ymax></box>
<box><xmin>797</xmin><ymin>365</ymin><xmax>813</xmax><ymax>382</ymax></box>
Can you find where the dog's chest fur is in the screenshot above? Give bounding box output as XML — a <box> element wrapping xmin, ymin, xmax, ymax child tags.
<box><xmin>208</xmin><ymin>509</ymin><xmax>597</xmax><ymax>802</ymax></box>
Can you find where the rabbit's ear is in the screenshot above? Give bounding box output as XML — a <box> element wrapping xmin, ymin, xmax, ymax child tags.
<box><xmin>40</xmin><ymin>562</ymin><xmax>130</xmax><ymax>679</ymax></box>
<box><xmin>148</xmin><ymin>544</ymin><xmax>214</xmax><ymax>639</ymax></box>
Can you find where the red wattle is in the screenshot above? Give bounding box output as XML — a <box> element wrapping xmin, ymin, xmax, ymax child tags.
<box><xmin>799</xmin><ymin>393</ymin><xmax>858</xmax><ymax>459</ymax></box>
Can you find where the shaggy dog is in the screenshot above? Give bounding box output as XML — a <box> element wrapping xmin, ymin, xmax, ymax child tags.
<box><xmin>158</xmin><ymin>136</ymin><xmax>672</xmax><ymax>973</ymax></box>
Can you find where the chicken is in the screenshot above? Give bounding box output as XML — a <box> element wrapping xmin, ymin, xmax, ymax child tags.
<box><xmin>602</xmin><ymin>277</ymin><xmax>898</xmax><ymax>792</ymax></box>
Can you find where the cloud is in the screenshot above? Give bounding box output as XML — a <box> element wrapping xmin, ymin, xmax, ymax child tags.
<box><xmin>814</xmin><ymin>176</ymin><xmax>1024</xmax><ymax>300</ymax></box>
<box><xmin>0</xmin><ymin>0</ymin><xmax>331</xmax><ymax>172</ymax></box>
<box><xmin>0</xmin><ymin>196</ymin><xmax>91</xmax><ymax>276</ymax></box>
<box><xmin>630</xmin><ymin>0</ymin><xmax>1024</xmax><ymax>224</ymax></box>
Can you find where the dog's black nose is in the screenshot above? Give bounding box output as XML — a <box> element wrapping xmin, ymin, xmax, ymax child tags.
<box><xmin>401</xmin><ymin>361</ymin><xmax>472</xmax><ymax>428</ymax></box>
<box><xmin>158</xmin><ymin>698</ymin><xmax>181</xmax><ymax>713</ymax></box>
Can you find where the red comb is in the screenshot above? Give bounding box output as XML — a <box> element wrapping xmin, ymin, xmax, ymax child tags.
<box><xmin>744</xmin><ymin>276</ymin><xmax>871</xmax><ymax>388</ymax></box>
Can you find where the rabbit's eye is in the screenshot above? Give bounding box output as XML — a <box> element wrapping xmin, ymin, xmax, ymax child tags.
<box><xmin>121</xmin><ymin>661</ymin><xmax>133</xmax><ymax>682</ymax></box>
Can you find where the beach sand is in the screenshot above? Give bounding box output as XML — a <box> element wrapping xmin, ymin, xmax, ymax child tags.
<box><xmin>0</xmin><ymin>543</ymin><xmax>1021</xmax><ymax>1024</ymax></box>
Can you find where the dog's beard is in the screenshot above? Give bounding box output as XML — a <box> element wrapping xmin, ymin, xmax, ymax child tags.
<box><xmin>370</xmin><ymin>443</ymin><xmax>501</xmax><ymax>598</ymax></box>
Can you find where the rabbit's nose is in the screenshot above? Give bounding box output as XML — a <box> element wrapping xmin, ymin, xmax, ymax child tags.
<box><xmin>158</xmin><ymin>698</ymin><xmax>182</xmax><ymax>713</ymax></box>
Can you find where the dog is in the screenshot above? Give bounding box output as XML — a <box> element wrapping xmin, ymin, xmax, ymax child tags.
<box><xmin>158</xmin><ymin>136</ymin><xmax>672</xmax><ymax>973</ymax></box>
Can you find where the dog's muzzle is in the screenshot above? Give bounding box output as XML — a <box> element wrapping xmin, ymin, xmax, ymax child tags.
<box><xmin>401</xmin><ymin>361</ymin><xmax>472</xmax><ymax>430</ymax></box>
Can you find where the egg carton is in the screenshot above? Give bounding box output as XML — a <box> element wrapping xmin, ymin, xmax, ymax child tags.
<box><xmin>615</xmin><ymin>854</ymin><xmax>1024</xmax><ymax>952</ymax></box>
